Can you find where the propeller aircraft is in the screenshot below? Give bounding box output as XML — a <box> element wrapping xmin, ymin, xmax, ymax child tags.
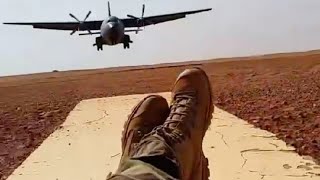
<box><xmin>3</xmin><ymin>2</ymin><xmax>212</xmax><ymax>51</ymax></box>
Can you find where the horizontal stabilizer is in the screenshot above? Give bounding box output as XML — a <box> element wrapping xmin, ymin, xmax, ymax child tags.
<box><xmin>125</xmin><ymin>29</ymin><xmax>143</xmax><ymax>33</ymax></box>
<box><xmin>78</xmin><ymin>32</ymin><xmax>101</xmax><ymax>36</ymax></box>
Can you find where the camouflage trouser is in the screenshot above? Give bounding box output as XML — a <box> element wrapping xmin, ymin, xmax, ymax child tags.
<box><xmin>107</xmin><ymin>135</ymin><xmax>180</xmax><ymax>180</ymax></box>
<box><xmin>106</xmin><ymin>158</ymin><xmax>178</xmax><ymax>180</ymax></box>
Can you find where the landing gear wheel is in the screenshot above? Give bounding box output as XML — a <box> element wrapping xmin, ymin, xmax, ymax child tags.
<box><xmin>123</xmin><ymin>43</ymin><xmax>130</xmax><ymax>49</ymax></box>
<box><xmin>123</xmin><ymin>35</ymin><xmax>132</xmax><ymax>49</ymax></box>
<box><xmin>95</xmin><ymin>37</ymin><xmax>104</xmax><ymax>51</ymax></box>
<box><xmin>97</xmin><ymin>45</ymin><xmax>103</xmax><ymax>51</ymax></box>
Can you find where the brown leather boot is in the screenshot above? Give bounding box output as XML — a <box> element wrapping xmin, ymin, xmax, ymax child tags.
<box><xmin>119</xmin><ymin>95</ymin><xmax>170</xmax><ymax>164</ymax></box>
<box><xmin>132</xmin><ymin>67</ymin><xmax>214</xmax><ymax>180</ymax></box>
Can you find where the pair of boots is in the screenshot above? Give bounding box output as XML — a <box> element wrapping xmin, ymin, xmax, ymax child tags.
<box><xmin>107</xmin><ymin>68</ymin><xmax>214</xmax><ymax>180</ymax></box>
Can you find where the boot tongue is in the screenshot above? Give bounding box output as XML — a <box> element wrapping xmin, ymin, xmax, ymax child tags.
<box><xmin>166</xmin><ymin>98</ymin><xmax>192</xmax><ymax>129</ymax></box>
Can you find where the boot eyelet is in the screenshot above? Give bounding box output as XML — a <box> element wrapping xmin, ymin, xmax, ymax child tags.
<box><xmin>137</xmin><ymin>130</ymin><xmax>142</xmax><ymax>137</ymax></box>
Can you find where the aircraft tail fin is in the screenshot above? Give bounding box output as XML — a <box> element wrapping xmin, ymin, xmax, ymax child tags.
<box><xmin>108</xmin><ymin>1</ymin><xmax>111</xmax><ymax>17</ymax></box>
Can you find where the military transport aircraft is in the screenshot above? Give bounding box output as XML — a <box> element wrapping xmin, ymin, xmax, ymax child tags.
<box><xmin>3</xmin><ymin>2</ymin><xmax>212</xmax><ymax>51</ymax></box>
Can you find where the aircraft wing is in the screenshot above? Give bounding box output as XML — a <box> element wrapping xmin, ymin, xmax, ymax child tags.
<box><xmin>3</xmin><ymin>21</ymin><xmax>103</xmax><ymax>31</ymax></box>
<box><xmin>122</xmin><ymin>8</ymin><xmax>212</xmax><ymax>28</ymax></box>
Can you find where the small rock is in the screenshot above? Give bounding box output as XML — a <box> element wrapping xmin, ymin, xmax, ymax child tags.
<box><xmin>250</xmin><ymin>116</ymin><xmax>261</xmax><ymax>121</ymax></box>
<box><xmin>305</xmin><ymin>162</ymin><xmax>313</xmax><ymax>166</ymax></box>
<box><xmin>283</xmin><ymin>164</ymin><xmax>292</xmax><ymax>169</ymax></box>
<box><xmin>39</xmin><ymin>111</ymin><xmax>53</xmax><ymax>118</ymax></box>
<box><xmin>283</xmin><ymin>107</ymin><xmax>295</xmax><ymax>112</ymax></box>
<box><xmin>272</xmin><ymin>115</ymin><xmax>281</xmax><ymax>121</ymax></box>
<box><xmin>297</xmin><ymin>165</ymin><xmax>313</xmax><ymax>171</ymax></box>
<box><xmin>252</xmin><ymin>120</ymin><xmax>260</xmax><ymax>124</ymax></box>
<box><xmin>270</xmin><ymin>104</ymin><xmax>277</xmax><ymax>109</ymax></box>
<box><xmin>300</xmin><ymin>112</ymin><xmax>308</xmax><ymax>118</ymax></box>
<box><xmin>282</xmin><ymin>115</ymin><xmax>290</xmax><ymax>119</ymax></box>
<box><xmin>54</xmin><ymin>109</ymin><xmax>63</xmax><ymax>114</ymax></box>
<box><xmin>263</xmin><ymin>115</ymin><xmax>273</xmax><ymax>120</ymax></box>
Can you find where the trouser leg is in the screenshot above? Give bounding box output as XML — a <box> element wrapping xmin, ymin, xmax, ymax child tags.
<box><xmin>107</xmin><ymin>136</ymin><xmax>180</xmax><ymax>180</ymax></box>
<box><xmin>107</xmin><ymin>158</ymin><xmax>179</xmax><ymax>180</ymax></box>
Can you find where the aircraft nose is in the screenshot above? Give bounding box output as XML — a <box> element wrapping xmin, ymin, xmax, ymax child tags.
<box><xmin>108</xmin><ymin>22</ymin><xmax>116</xmax><ymax>30</ymax></box>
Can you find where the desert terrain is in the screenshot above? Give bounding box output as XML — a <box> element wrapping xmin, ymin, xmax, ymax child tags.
<box><xmin>0</xmin><ymin>50</ymin><xmax>320</xmax><ymax>179</ymax></box>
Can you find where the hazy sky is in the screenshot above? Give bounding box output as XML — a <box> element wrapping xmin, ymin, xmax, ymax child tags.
<box><xmin>1</xmin><ymin>0</ymin><xmax>320</xmax><ymax>76</ymax></box>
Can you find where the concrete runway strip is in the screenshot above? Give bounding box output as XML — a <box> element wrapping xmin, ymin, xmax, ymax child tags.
<box><xmin>8</xmin><ymin>92</ymin><xmax>320</xmax><ymax>180</ymax></box>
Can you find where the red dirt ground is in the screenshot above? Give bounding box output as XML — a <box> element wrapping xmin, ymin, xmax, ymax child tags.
<box><xmin>0</xmin><ymin>51</ymin><xmax>320</xmax><ymax>179</ymax></box>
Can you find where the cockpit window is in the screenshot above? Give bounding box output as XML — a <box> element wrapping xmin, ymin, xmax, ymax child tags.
<box><xmin>107</xmin><ymin>16</ymin><xmax>118</xmax><ymax>23</ymax></box>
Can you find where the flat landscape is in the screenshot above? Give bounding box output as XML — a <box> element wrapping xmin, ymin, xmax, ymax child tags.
<box><xmin>1</xmin><ymin>50</ymin><xmax>320</xmax><ymax>179</ymax></box>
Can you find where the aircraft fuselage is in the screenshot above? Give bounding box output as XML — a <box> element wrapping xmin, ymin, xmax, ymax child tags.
<box><xmin>100</xmin><ymin>16</ymin><xmax>125</xmax><ymax>45</ymax></box>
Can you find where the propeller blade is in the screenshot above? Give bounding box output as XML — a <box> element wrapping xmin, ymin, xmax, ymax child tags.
<box><xmin>108</xmin><ymin>1</ymin><xmax>111</xmax><ymax>17</ymax></box>
<box><xmin>69</xmin><ymin>13</ymin><xmax>80</xmax><ymax>22</ymax></box>
<box><xmin>127</xmin><ymin>14</ymin><xmax>138</xmax><ymax>19</ymax></box>
<box><xmin>128</xmin><ymin>4</ymin><xmax>147</xmax><ymax>30</ymax></box>
<box><xmin>142</xmin><ymin>4</ymin><xmax>145</xmax><ymax>18</ymax></box>
<box><xmin>84</xmin><ymin>11</ymin><xmax>92</xmax><ymax>21</ymax></box>
<box><xmin>87</xmin><ymin>29</ymin><xmax>92</xmax><ymax>35</ymax></box>
<box><xmin>70</xmin><ymin>30</ymin><xmax>76</xmax><ymax>35</ymax></box>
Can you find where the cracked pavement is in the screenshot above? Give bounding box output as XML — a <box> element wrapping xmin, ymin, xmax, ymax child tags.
<box><xmin>7</xmin><ymin>93</ymin><xmax>320</xmax><ymax>180</ymax></box>
<box><xmin>204</xmin><ymin>98</ymin><xmax>320</xmax><ymax>180</ymax></box>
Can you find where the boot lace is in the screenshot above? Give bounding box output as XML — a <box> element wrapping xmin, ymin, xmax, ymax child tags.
<box><xmin>152</xmin><ymin>92</ymin><xmax>197</xmax><ymax>145</ymax></box>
